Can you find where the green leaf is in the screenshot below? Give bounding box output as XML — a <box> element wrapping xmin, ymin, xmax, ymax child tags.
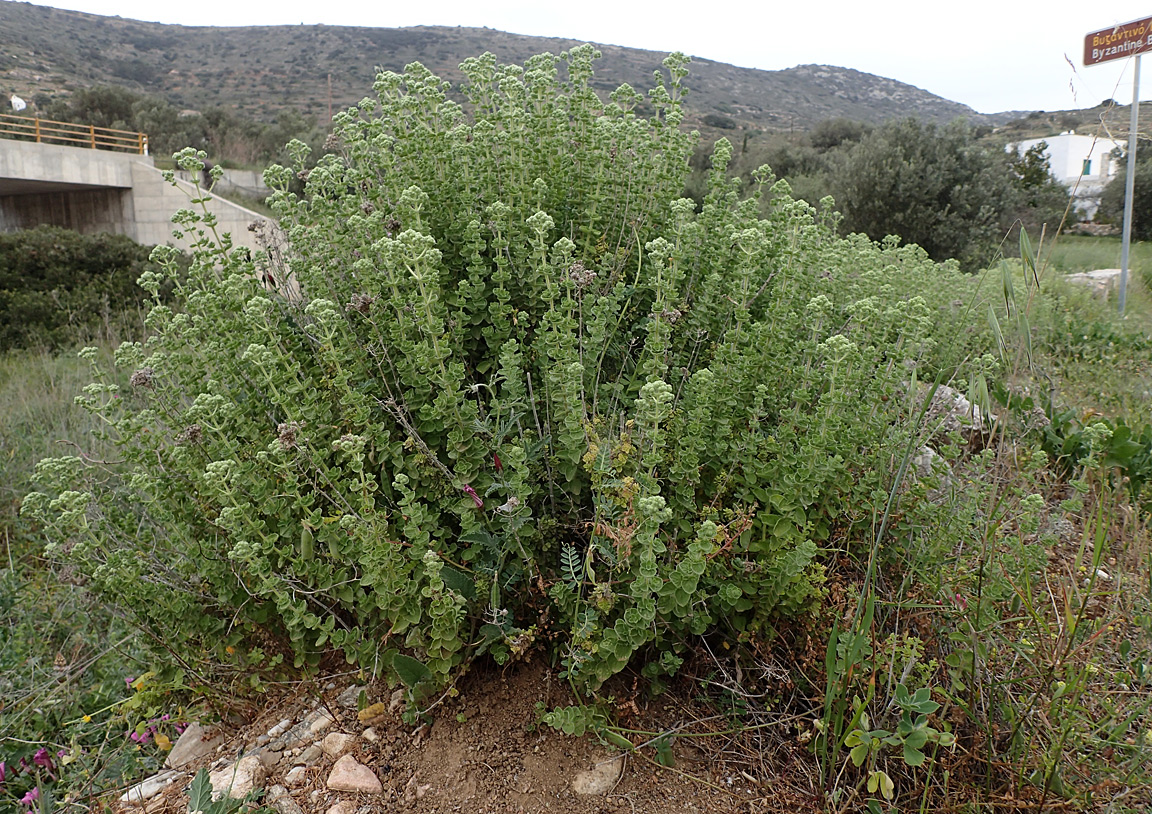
<box><xmin>187</xmin><ymin>769</ymin><xmax>214</xmax><ymax>811</ymax></box>
<box><xmin>603</xmin><ymin>730</ymin><xmax>635</xmax><ymax>752</ymax></box>
<box><xmin>903</xmin><ymin>743</ymin><xmax>926</xmax><ymax>767</ymax></box>
<box><xmin>653</xmin><ymin>734</ymin><xmax>676</xmax><ymax>767</ymax></box>
<box><xmin>392</xmin><ymin>653</ymin><xmax>432</xmax><ymax>688</ymax></box>
<box><xmin>440</xmin><ymin>565</ymin><xmax>476</xmax><ymax>599</ymax></box>
<box><xmin>867</xmin><ymin>769</ymin><xmax>895</xmax><ymax>799</ymax></box>
<box><xmin>903</xmin><ymin>727</ymin><xmax>928</xmax><ymax>751</ymax></box>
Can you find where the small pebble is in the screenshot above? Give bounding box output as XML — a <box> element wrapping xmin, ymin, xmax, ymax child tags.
<box><xmin>267</xmin><ymin>719</ymin><xmax>292</xmax><ymax>738</ymax></box>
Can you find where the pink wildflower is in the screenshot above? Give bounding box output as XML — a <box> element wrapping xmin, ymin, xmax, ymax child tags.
<box><xmin>462</xmin><ymin>484</ymin><xmax>483</xmax><ymax>509</ymax></box>
<box><xmin>20</xmin><ymin>786</ymin><xmax>38</xmax><ymax>806</ymax></box>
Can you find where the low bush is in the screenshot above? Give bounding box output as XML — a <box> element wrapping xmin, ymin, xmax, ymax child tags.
<box><xmin>0</xmin><ymin>227</ymin><xmax>174</xmax><ymax>351</ymax></box>
<box><xmin>24</xmin><ymin>48</ymin><xmax>987</xmax><ymax>698</ymax></box>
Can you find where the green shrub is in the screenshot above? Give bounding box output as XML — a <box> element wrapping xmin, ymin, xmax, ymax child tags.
<box><xmin>0</xmin><ymin>227</ymin><xmax>172</xmax><ymax>351</ymax></box>
<box><xmin>1100</xmin><ymin>157</ymin><xmax>1152</xmax><ymax>241</ymax></box>
<box><xmin>828</xmin><ymin>118</ymin><xmax>1057</xmax><ymax>268</ymax></box>
<box><xmin>24</xmin><ymin>48</ymin><xmax>981</xmax><ymax>698</ymax></box>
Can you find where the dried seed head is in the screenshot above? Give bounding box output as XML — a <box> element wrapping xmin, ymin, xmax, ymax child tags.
<box><xmin>567</xmin><ymin>261</ymin><xmax>597</xmax><ymax>291</ymax></box>
<box><xmin>323</xmin><ymin>132</ymin><xmax>344</xmax><ymax>151</ymax></box>
<box><xmin>660</xmin><ymin>307</ymin><xmax>682</xmax><ymax>324</ymax></box>
<box><xmin>277</xmin><ymin>421</ymin><xmax>304</xmax><ymax>450</ymax></box>
<box><xmin>496</xmin><ymin>496</ymin><xmax>520</xmax><ymax>514</ymax></box>
<box><xmin>129</xmin><ymin>367</ymin><xmax>155</xmax><ymax>389</ymax></box>
<box><xmin>178</xmin><ymin>424</ymin><xmax>203</xmax><ymax>445</ymax></box>
<box><xmin>349</xmin><ymin>293</ymin><xmax>376</xmax><ymax>315</ymax></box>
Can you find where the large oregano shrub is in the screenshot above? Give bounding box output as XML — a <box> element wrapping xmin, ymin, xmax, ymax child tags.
<box><xmin>25</xmin><ymin>47</ymin><xmax>977</xmax><ymax>695</ymax></box>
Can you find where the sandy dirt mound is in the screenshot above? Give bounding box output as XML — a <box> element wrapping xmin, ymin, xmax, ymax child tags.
<box><xmin>123</xmin><ymin>659</ymin><xmax>802</xmax><ymax>814</ymax></box>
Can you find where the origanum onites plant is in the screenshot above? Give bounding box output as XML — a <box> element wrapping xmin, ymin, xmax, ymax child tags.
<box><xmin>25</xmin><ymin>46</ymin><xmax>965</xmax><ymax>695</ymax></box>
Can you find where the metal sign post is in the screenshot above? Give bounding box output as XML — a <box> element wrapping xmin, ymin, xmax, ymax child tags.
<box><xmin>1084</xmin><ymin>15</ymin><xmax>1151</xmax><ymax>315</ymax></box>
<box><xmin>1120</xmin><ymin>57</ymin><xmax>1141</xmax><ymax>315</ymax></box>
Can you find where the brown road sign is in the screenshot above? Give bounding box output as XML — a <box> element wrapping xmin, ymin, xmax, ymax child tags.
<box><xmin>1085</xmin><ymin>16</ymin><xmax>1152</xmax><ymax>66</ymax></box>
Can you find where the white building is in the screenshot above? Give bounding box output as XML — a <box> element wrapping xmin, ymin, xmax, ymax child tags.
<box><xmin>1013</xmin><ymin>132</ymin><xmax>1124</xmax><ymax>219</ymax></box>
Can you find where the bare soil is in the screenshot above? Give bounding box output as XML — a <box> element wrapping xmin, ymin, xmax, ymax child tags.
<box><xmin>129</xmin><ymin>658</ymin><xmax>815</xmax><ymax>814</ymax></box>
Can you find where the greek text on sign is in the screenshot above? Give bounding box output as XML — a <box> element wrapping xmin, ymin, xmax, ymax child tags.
<box><xmin>1085</xmin><ymin>16</ymin><xmax>1152</xmax><ymax>66</ymax></box>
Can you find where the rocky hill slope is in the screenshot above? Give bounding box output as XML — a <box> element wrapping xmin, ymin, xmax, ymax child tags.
<box><xmin>0</xmin><ymin>1</ymin><xmax>1014</xmax><ymax>133</ymax></box>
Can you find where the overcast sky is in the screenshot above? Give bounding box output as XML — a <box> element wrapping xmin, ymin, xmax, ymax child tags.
<box><xmin>17</xmin><ymin>0</ymin><xmax>1152</xmax><ymax>114</ymax></box>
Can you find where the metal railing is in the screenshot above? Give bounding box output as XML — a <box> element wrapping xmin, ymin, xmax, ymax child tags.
<box><xmin>0</xmin><ymin>114</ymin><xmax>148</xmax><ymax>154</ymax></box>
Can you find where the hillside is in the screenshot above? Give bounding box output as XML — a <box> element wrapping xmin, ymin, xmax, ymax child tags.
<box><xmin>0</xmin><ymin>1</ymin><xmax>1011</xmax><ymax>133</ymax></box>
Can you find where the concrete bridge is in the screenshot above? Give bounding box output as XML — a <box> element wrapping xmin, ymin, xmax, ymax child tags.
<box><xmin>0</xmin><ymin>136</ymin><xmax>273</xmax><ymax>253</ymax></box>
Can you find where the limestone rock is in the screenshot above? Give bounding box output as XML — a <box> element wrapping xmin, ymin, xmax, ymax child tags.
<box><xmin>306</xmin><ymin>708</ymin><xmax>337</xmax><ymax>735</ymax></box>
<box><xmin>284</xmin><ymin>765</ymin><xmax>308</xmax><ymax>786</ymax></box>
<box><xmin>911</xmin><ymin>445</ymin><xmax>957</xmax><ymax>500</ymax></box>
<box><xmin>265</xmin><ymin>784</ymin><xmax>305</xmax><ymax>814</ymax></box>
<box><xmin>923</xmin><ymin>384</ymin><xmax>995</xmax><ymax>440</ymax></box>
<box><xmin>336</xmin><ymin>685</ymin><xmax>365</xmax><ymax>708</ymax></box>
<box><xmin>120</xmin><ymin>769</ymin><xmax>182</xmax><ymax>804</ymax></box>
<box><xmin>403</xmin><ymin>772</ymin><xmax>432</xmax><ymax>802</ymax></box>
<box><xmin>296</xmin><ymin>744</ymin><xmax>323</xmax><ymax>766</ymax></box>
<box><xmin>209</xmin><ymin>754</ymin><xmax>267</xmax><ymax>799</ymax></box>
<box><xmin>572</xmin><ymin>756</ymin><xmax>625</xmax><ymax>795</ymax></box>
<box><xmin>242</xmin><ymin>746</ymin><xmax>280</xmax><ymax>771</ymax></box>
<box><xmin>1066</xmin><ymin>268</ymin><xmax>1121</xmax><ymax>297</ymax></box>
<box><xmin>326</xmin><ymin>802</ymin><xmax>358</xmax><ymax>814</ymax></box>
<box><xmin>267</xmin><ymin>718</ymin><xmax>293</xmax><ymax>738</ymax></box>
<box><xmin>165</xmin><ymin>723</ymin><xmax>223</xmax><ymax>769</ymax></box>
<box><xmin>326</xmin><ymin>754</ymin><xmax>383</xmax><ymax>794</ymax></box>
<box><xmin>322</xmin><ymin>732</ymin><xmax>357</xmax><ymax>760</ymax></box>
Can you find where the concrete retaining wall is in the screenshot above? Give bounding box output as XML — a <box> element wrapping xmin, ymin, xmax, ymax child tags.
<box><xmin>130</xmin><ymin>162</ymin><xmax>269</xmax><ymax>253</ymax></box>
<box><xmin>0</xmin><ymin>139</ymin><xmax>273</xmax><ymax>253</ymax></box>
<box><xmin>0</xmin><ymin>188</ymin><xmax>133</xmax><ymax>234</ymax></box>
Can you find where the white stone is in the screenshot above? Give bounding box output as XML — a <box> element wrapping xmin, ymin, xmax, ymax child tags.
<box><xmin>321</xmin><ymin>732</ymin><xmax>357</xmax><ymax>760</ymax></box>
<box><xmin>296</xmin><ymin>744</ymin><xmax>323</xmax><ymax>765</ymax></box>
<box><xmin>911</xmin><ymin>445</ymin><xmax>957</xmax><ymax>500</ymax></box>
<box><xmin>326</xmin><ymin>802</ymin><xmax>357</xmax><ymax>814</ymax></box>
<box><xmin>403</xmin><ymin>772</ymin><xmax>432</xmax><ymax>802</ymax></box>
<box><xmin>307</xmin><ymin>708</ymin><xmax>337</xmax><ymax>735</ymax></box>
<box><xmin>284</xmin><ymin>766</ymin><xmax>308</xmax><ymax>786</ymax></box>
<box><xmin>326</xmin><ymin>754</ymin><xmax>383</xmax><ymax>794</ymax></box>
<box><xmin>1066</xmin><ymin>268</ymin><xmax>1122</xmax><ymax>297</ymax></box>
<box><xmin>572</xmin><ymin>756</ymin><xmax>625</xmax><ymax>795</ymax></box>
<box><xmin>336</xmin><ymin>685</ymin><xmax>365</xmax><ymax>708</ymax></box>
<box><xmin>267</xmin><ymin>718</ymin><xmax>293</xmax><ymax>738</ymax></box>
<box><xmin>265</xmin><ymin>784</ymin><xmax>305</xmax><ymax>814</ymax></box>
<box><xmin>120</xmin><ymin>769</ymin><xmax>182</xmax><ymax>804</ymax></box>
<box><xmin>165</xmin><ymin>723</ymin><xmax>223</xmax><ymax>769</ymax></box>
<box><xmin>253</xmin><ymin>748</ymin><xmax>281</xmax><ymax>769</ymax></box>
<box><xmin>362</xmin><ymin>727</ymin><xmax>379</xmax><ymax>742</ymax></box>
<box><xmin>209</xmin><ymin>754</ymin><xmax>267</xmax><ymax>799</ymax></box>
